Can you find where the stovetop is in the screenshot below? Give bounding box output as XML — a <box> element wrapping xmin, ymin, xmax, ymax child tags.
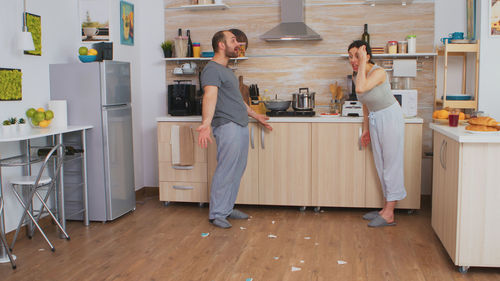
<box><xmin>266</xmin><ymin>110</ymin><xmax>316</xmax><ymax>117</ymax></box>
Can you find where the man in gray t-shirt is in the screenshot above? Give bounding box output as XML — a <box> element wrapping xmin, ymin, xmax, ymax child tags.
<box><xmin>197</xmin><ymin>30</ymin><xmax>272</xmax><ymax>229</ymax></box>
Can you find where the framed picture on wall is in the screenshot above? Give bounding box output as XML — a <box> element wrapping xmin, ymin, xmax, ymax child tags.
<box><xmin>491</xmin><ymin>0</ymin><xmax>500</xmax><ymax>37</ymax></box>
<box><xmin>0</xmin><ymin>68</ymin><xmax>22</xmax><ymax>101</ymax></box>
<box><xmin>120</xmin><ymin>1</ymin><xmax>134</xmax><ymax>46</ymax></box>
<box><xmin>24</xmin><ymin>13</ymin><xmax>41</xmax><ymax>56</ymax></box>
<box><xmin>79</xmin><ymin>0</ymin><xmax>110</xmax><ymax>42</ymax></box>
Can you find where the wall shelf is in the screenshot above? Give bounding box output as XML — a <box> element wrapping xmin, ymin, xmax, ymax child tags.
<box><xmin>179</xmin><ymin>4</ymin><xmax>229</xmax><ymax>11</ymax></box>
<box><xmin>340</xmin><ymin>53</ymin><xmax>437</xmax><ymax>58</ymax></box>
<box><xmin>164</xmin><ymin>57</ymin><xmax>247</xmax><ymax>62</ymax></box>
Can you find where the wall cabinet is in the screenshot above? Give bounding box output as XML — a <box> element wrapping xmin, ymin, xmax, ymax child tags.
<box><xmin>431</xmin><ymin>131</ymin><xmax>500</xmax><ymax>272</ymax></box>
<box><xmin>158</xmin><ymin>121</ymin><xmax>421</xmax><ymax>210</ymax></box>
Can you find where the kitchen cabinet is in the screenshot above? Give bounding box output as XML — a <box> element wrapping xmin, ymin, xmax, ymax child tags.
<box><xmin>312</xmin><ymin>123</ymin><xmax>365</xmax><ymax>207</ymax></box>
<box><xmin>208</xmin><ymin>122</ymin><xmax>311</xmax><ymax>206</ymax></box>
<box><xmin>258</xmin><ymin>123</ymin><xmax>311</xmax><ymax>206</ymax></box>
<box><xmin>158</xmin><ymin>122</ymin><xmax>208</xmax><ymax>203</ymax></box>
<box><xmin>365</xmin><ymin>123</ymin><xmax>422</xmax><ymax>209</ymax></box>
<box><xmin>312</xmin><ymin>123</ymin><xmax>422</xmax><ymax>209</ymax></box>
<box><xmin>158</xmin><ymin>119</ymin><xmax>421</xmax><ymax>210</ymax></box>
<box><xmin>431</xmin><ymin>130</ymin><xmax>500</xmax><ymax>272</ymax></box>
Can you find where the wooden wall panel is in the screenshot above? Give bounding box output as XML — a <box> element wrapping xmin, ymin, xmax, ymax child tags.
<box><xmin>164</xmin><ymin>1</ymin><xmax>435</xmax><ymax>151</ymax></box>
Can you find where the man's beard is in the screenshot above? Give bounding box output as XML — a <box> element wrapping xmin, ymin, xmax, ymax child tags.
<box><xmin>224</xmin><ymin>44</ymin><xmax>239</xmax><ymax>58</ymax></box>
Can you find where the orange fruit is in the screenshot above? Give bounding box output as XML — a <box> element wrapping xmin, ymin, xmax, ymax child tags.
<box><xmin>38</xmin><ymin>120</ymin><xmax>49</xmax><ymax>128</ymax></box>
<box><xmin>459</xmin><ymin>112</ymin><xmax>465</xmax><ymax>120</ymax></box>
<box><xmin>37</xmin><ymin>107</ymin><xmax>45</xmax><ymax>112</ymax></box>
<box><xmin>432</xmin><ymin>111</ymin><xmax>439</xmax><ymax>119</ymax></box>
<box><xmin>437</xmin><ymin>110</ymin><xmax>449</xmax><ymax>119</ymax></box>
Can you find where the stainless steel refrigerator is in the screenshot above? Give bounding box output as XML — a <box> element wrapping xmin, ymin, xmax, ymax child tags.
<box><xmin>49</xmin><ymin>61</ymin><xmax>135</xmax><ymax>221</ymax></box>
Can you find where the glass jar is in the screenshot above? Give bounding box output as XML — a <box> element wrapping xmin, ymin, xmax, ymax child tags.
<box><xmin>398</xmin><ymin>41</ymin><xmax>407</xmax><ymax>53</ymax></box>
<box><xmin>407</xmin><ymin>35</ymin><xmax>416</xmax><ymax>54</ymax></box>
<box><xmin>387</xmin><ymin>41</ymin><xmax>398</xmax><ymax>54</ymax></box>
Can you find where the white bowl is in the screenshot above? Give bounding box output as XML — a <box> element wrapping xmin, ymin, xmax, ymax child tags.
<box><xmin>182</xmin><ymin>68</ymin><xmax>195</xmax><ymax>74</ymax></box>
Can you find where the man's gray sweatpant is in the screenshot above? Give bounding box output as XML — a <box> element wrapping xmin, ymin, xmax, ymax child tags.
<box><xmin>209</xmin><ymin>121</ymin><xmax>249</xmax><ymax>220</ymax></box>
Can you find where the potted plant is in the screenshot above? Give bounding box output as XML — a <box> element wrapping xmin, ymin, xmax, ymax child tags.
<box><xmin>161</xmin><ymin>40</ymin><xmax>173</xmax><ymax>58</ymax></box>
<box><xmin>2</xmin><ymin>119</ymin><xmax>13</xmax><ymax>134</ymax></box>
<box><xmin>17</xmin><ymin>117</ymin><xmax>27</xmax><ymax>131</ymax></box>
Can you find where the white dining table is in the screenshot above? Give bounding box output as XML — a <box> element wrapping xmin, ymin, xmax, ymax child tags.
<box><xmin>0</xmin><ymin>125</ymin><xmax>92</xmax><ymax>264</ymax></box>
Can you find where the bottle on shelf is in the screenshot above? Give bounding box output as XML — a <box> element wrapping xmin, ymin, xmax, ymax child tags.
<box><xmin>186</xmin><ymin>30</ymin><xmax>194</xmax><ymax>57</ymax></box>
<box><xmin>174</xmin><ymin>28</ymin><xmax>187</xmax><ymax>58</ymax></box>
<box><xmin>37</xmin><ymin>146</ymin><xmax>84</xmax><ymax>157</ymax></box>
<box><xmin>361</xmin><ymin>24</ymin><xmax>370</xmax><ymax>45</ymax></box>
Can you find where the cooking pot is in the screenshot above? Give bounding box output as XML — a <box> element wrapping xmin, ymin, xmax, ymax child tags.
<box><xmin>292</xmin><ymin>88</ymin><xmax>315</xmax><ymax>111</ymax></box>
<box><xmin>255</xmin><ymin>100</ymin><xmax>291</xmax><ymax>111</ymax></box>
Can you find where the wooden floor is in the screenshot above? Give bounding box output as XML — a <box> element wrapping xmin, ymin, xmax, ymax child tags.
<box><xmin>1</xmin><ymin>193</ymin><xmax>500</xmax><ymax>281</ymax></box>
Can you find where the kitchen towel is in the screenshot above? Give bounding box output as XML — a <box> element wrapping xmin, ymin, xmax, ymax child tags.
<box><xmin>170</xmin><ymin>125</ymin><xmax>194</xmax><ymax>166</ymax></box>
<box><xmin>48</xmin><ymin>100</ymin><xmax>67</xmax><ymax>128</ymax></box>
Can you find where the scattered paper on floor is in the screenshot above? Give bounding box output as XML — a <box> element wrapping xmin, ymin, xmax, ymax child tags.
<box><xmin>337</xmin><ymin>260</ymin><xmax>347</xmax><ymax>265</ymax></box>
<box><xmin>201</xmin><ymin>232</ymin><xmax>210</xmax><ymax>238</ymax></box>
<box><xmin>304</xmin><ymin>236</ymin><xmax>311</xmax><ymax>240</ymax></box>
<box><xmin>268</xmin><ymin>234</ymin><xmax>277</xmax><ymax>238</ymax></box>
<box><xmin>300</xmin><ymin>260</ymin><xmax>305</xmax><ymax>264</ymax></box>
<box><xmin>315</xmin><ymin>243</ymin><xmax>319</xmax><ymax>246</ymax></box>
<box><xmin>291</xmin><ymin>266</ymin><xmax>301</xmax><ymax>272</ymax></box>
<box><xmin>240</xmin><ymin>226</ymin><xmax>246</xmax><ymax>230</ymax></box>
<box><xmin>272</xmin><ymin>220</ymin><xmax>275</xmax><ymax>224</ymax></box>
<box><xmin>246</xmin><ymin>278</ymin><xmax>253</xmax><ymax>281</ymax></box>
<box><xmin>320</xmin><ymin>210</ymin><xmax>325</xmax><ymax>213</ymax></box>
<box><xmin>273</xmin><ymin>256</ymin><xmax>279</xmax><ymax>260</ymax></box>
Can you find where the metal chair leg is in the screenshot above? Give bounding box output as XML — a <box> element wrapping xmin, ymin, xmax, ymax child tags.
<box><xmin>34</xmin><ymin>190</ymin><xmax>70</xmax><ymax>240</ymax></box>
<box><xmin>9</xmin><ymin>185</ymin><xmax>38</xmax><ymax>250</ymax></box>
<box><xmin>11</xmin><ymin>187</ymin><xmax>55</xmax><ymax>251</ymax></box>
<box><xmin>0</xmin><ymin>233</ymin><xmax>16</xmax><ymax>269</ymax></box>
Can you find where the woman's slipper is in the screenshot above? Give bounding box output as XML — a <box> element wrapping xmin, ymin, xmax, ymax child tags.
<box><xmin>367</xmin><ymin>215</ymin><xmax>396</xmax><ymax>227</ymax></box>
<box><xmin>362</xmin><ymin>211</ymin><xmax>380</xmax><ymax>220</ymax></box>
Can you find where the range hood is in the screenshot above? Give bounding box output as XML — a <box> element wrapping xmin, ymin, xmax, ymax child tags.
<box><xmin>260</xmin><ymin>0</ymin><xmax>322</xmax><ymax>41</ymax></box>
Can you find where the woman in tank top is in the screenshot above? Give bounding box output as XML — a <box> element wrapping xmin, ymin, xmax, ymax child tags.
<box><xmin>347</xmin><ymin>40</ymin><xmax>407</xmax><ymax>227</ymax></box>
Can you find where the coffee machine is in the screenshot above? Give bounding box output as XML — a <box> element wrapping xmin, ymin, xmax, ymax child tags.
<box><xmin>342</xmin><ymin>74</ymin><xmax>364</xmax><ymax>117</ymax></box>
<box><xmin>168</xmin><ymin>80</ymin><xmax>201</xmax><ymax>116</ymax></box>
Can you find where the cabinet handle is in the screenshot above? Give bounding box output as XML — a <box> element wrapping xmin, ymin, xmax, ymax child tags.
<box><xmin>172</xmin><ymin>165</ymin><xmax>194</xmax><ymax>170</ymax></box>
<box><xmin>261</xmin><ymin>127</ymin><xmax>265</xmax><ymax>149</ymax></box>
<box><xmin>443</xmin><ymin>141</ymin><xmax>447</xmax><ymax>170</ymax></box>
<box><xmin>250</xmin><ymin>126</ymin><xmax>255</xmax><ymax>149</ymax></box>
<box><xmin>439</xmin><ymin>140</ymin><xmax>446</xmax><ymax>170</ymax></box>
<box><xmin>358</xmin><ymin>127</ymin><xmax>362</xmax><ymax>151</ymax></box>
<box><xmin>172</xmin><ymin>185</ymin><xmax>194</xmax><ymax>190</ymax></box>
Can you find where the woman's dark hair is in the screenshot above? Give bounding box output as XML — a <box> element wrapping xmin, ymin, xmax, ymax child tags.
<box><xmin>229</xmin><ymin>28</ymin><xmax>248</xmax><ymax>49</ymax></box>
<box><xmin>348</xmin><ymin>40</ymin><xmax>375</xmax><ymax>64</ymax></box>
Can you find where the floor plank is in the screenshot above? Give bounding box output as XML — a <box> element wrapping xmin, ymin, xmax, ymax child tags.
<box><xmin>1</xmin><ymin>195</ymin><xmax>500</xmax><ymax>280</ymax></box>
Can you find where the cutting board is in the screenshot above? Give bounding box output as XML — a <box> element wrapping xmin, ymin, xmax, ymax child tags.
<box><xmin>239</xmin><ymin>75</ymin><xmax>250</xmax><ymax>105</ymax></box>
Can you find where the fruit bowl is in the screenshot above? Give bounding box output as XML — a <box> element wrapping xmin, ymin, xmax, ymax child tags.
<box><xmin>79</xmin><ymin>55</ymin><xmax>97</xmax><ymax>63</ymax></box>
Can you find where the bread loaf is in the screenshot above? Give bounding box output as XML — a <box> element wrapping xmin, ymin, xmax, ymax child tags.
<box><xmin>468</xmin><ymin>117</ymin><xmax>498</xmax><ymax>126</ymax></box>
<box><xmin>465</xmin><ymin>125</ymin><xmax>498</xmax><ymax>132</ymax></box>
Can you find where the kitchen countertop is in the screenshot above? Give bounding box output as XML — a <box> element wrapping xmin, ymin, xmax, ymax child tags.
<box><xmin>157</xmin><ymin>115</ymin><xmax>424</xmax><ymax>124</ymax></box>
<box><xmin>430</xmin><ymin>123</ymin><xmax>500</xmax><ymax>143</ymax></box>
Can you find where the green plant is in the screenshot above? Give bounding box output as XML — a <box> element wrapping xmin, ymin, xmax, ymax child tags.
<box><xmin>8</xmin><ymin>117</ymin><xmax>17</xmax><ymax>125</ymax></box>
<box><xmin>0</xmin><ymin>69</ymin><xmax>22</xmax><ymax>101</ymax></box>
<box><xmin>82</xmin><ymin>11</ymin><xmax>100</xmax><ymax>28</ymax></box>
<box><xmin>161</xmin><ymin>40</ymin><xmax>173</xmax><ymax>51</ymax></box>
<box><xmin>25</xmin><ymin>13</ymin><xmax>41</xmax><ymax>56</ymax></box>
<box><xmin>19</xmin><ymin>118</ymin><xmax>26</xmax><ymax>124</ymax></box>
<box><xmin>2</xmin><ymin>120</ymin><xmax>11</xmax><ymax>126</ymax></box>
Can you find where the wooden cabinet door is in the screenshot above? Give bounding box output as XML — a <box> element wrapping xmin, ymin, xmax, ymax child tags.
<box><xmin>207</xmin><ymin>123</ymin><xmax>259</xmax><ymax>204</ymax></box>
<box><xmin>365</xmin><ymin>124</ymin><xmax>422</xmax><ymax>209</ymax></box>
<box><xmin>431</xmin><ymin>132</ymin><xmax>459</xmax><ymax>262</ymax></box>
<box><xmin>312</xmin><ymin>123</ymin><xmax>365</xmax><ymax>207</ymax></box>
<box><xmin>259</xmin><ymin>123</ymin><xmax>311</xmax><ymax>206</ymax></box>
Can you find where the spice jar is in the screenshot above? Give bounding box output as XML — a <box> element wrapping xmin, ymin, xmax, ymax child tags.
<box><xmin>192</xmin><ymin>42</ymin><xmax>201</xmax><ymax>57</ymax></box>
<box><xmin>398</xmin><ymin>41</ymin><xmax>407</xmax><ymax>53</ymax></box>
<box><xmin>387</xmin><ymin>41</ymin><xmax>398</xmax><ymax>54</ymax></box>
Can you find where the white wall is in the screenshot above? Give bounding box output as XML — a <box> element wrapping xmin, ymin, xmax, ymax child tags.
<box><xmin>478</xmin><ymin>0</ymin><xmax>500</xmax><ymax>120</ymax></box>
<box><xmin>0</xmin><ymin>0</ymin><xmax>164</xmax><ymax>232</ymax></box>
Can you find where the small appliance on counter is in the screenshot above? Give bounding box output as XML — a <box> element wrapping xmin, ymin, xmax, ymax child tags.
<box><xmin>292</xmin><ymin>87</ymin><xmax>315</xmax><ymax>111</ymax></box>
<box><xmin>342</xmin><ymin>101</ymin><xmax>363</xmax><ymax>117</ymax></box>
<box><xmin>168</xmin><ymin>80</ymin><xmax>200</xmax><ymax>116</ymax></box>
<box><xmin>392</xmin><ymin>89</ymin><xmax>417</xmax><ymax>117</ymax></box>
<box><xmin>346</xmin><ymin>74</ymin><xmax>357</xmax><ymax>101</ymax></box>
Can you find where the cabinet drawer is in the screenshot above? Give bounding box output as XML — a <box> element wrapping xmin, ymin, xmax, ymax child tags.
<box><xmin>159</xmin><ymin>182</ymin><xmax>208</xmax><ymax>202</ymax></box>
<box><xmin>159</xmin><ymin>162</ymin><xmax>207</xmax><ymax>182</ymax></box>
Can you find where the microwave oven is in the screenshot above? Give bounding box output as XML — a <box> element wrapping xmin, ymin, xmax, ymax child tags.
<box><xmin>392</xmin><ymin>89</ymin><xmax>417</xmax><ymax>117</ymax></box>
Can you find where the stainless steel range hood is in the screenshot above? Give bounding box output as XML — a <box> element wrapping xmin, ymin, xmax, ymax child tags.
<box><xmin>260</xmin><ymin>0</ymin><xmax>322</xmax><ymax>41</ymax></box>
